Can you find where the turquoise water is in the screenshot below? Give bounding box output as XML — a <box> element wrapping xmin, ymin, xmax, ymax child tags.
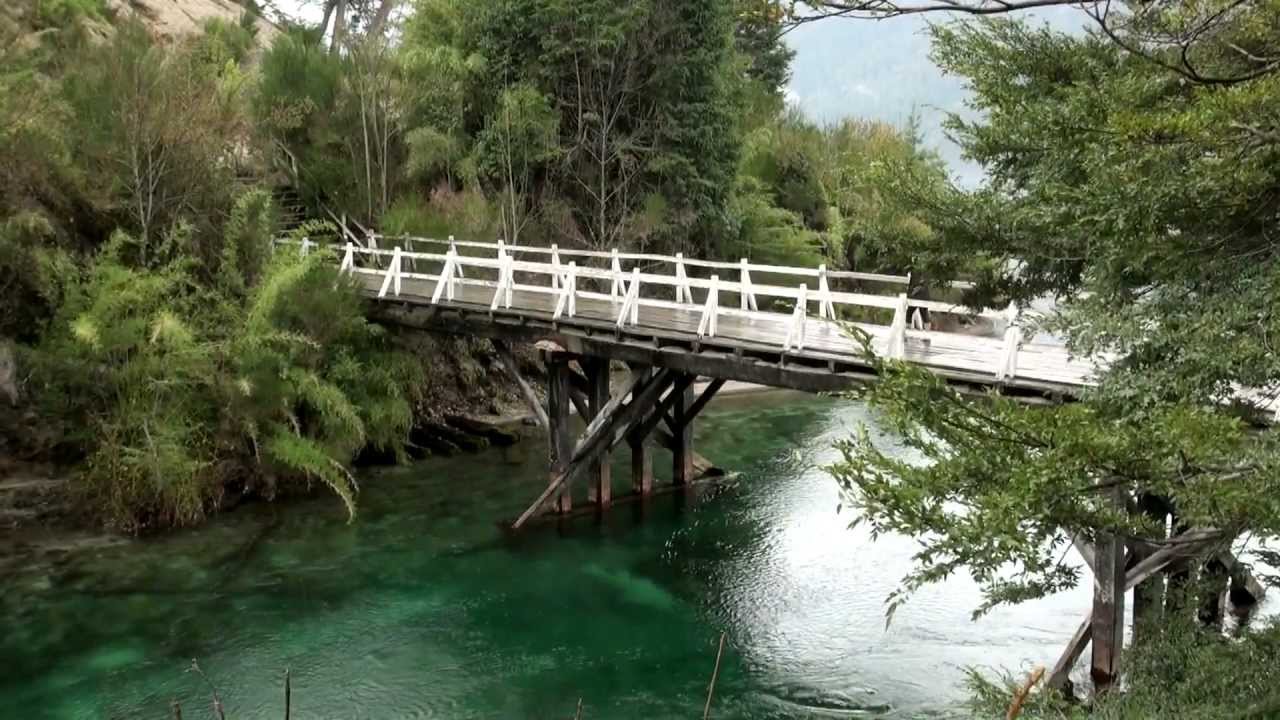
<box><xmin>1</xmin><ymin>392</ymin><xmax>1090</xmax><ymax>719</ymax></box>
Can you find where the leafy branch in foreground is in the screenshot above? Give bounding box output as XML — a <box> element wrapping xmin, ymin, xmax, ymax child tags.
<box><xmin>827</xmin><ymin>359</ymin><xmax>1280</xmax><ymax>620</ymax></box>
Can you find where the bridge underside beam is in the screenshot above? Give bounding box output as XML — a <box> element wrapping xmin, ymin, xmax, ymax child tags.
<box><xmin>370</xmin><ymin>303</ymin><xmax>1077</xmax><ymax>401</ymax></box>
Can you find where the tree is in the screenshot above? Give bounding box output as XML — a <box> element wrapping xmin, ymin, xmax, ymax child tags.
<box><xmin>555</xmin><ymin>2</ymin><xmax>659</xmax><ymax>250</ymax></box>
<box><xmin>823</xmin><ymin>0</ymin><xmax>1280</xmax><ymax>693</ymax></box>
<box><xmin>475</xmin><ymin>83</ymin><xmax>558</xmax><ymax>244</ymax></box>
<box><xmin>64</xmin><ymin>21</ymin><xmax>244</xmax><ymax>266</ymax></box>
<box><xmin>345</xmin><ymin>37</ymin><xmax>408</xmax><ymax>223</ymax></box>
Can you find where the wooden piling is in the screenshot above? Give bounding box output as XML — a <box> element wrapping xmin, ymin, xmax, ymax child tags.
<box><xmin>672</xmin><ymin>375</ymin><xmax>696</xmax><ymax>485</ymax></box>
<box><xmin>629</xmin><ymin>433</ymin><xmax>652</xmax><ymax>496</ymax></box>
<box><xmin>629</xmin><ymin>366</ymin><xmax>654</xmax><ymax>496</ymax></box>
<box><xmin>1132</xmin><ymin>494</ymin><xmax>1168</xmax><ymax>642</ymax></box>
<box><xmin>547</xmin><ymin>357</ymin><xmax>573</xmax><ymax>514</ymax></box>
<box><xmin>584</xmin><ymin>358</ymin><xmax>612</xmax><ymax>507</ymax></box>
<box><xmin>1090</xmin><ymin>489</ymin><xmax>1127</xmax><ymax>691</ymax></box>
<box><xmin>1197</xmin><ymin>555</ymin><xmax>1229</xmax><ymax>629</ymax></box>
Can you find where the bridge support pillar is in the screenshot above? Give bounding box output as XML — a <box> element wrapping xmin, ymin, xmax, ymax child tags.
<box><xmin>584</xmin><ymin>358</ymin><xmax>612</xmax><ymax>507</ymax></box>
<box><xmin>547</xmin><ymin>355</ymin><xmax>573</xmax><ymax>514</ymax></box>
<box><xmin>671</xmin><ymin>375</ymin><xmax>697</xmax><ymax>486</ymax></box>
<box><xmin>628</xmin><ymin>366</ymin><xmax>654</xmax><ymax>496</ymax></box>
<box><xmin>510</xmin><ymin>356</ymin><xmax>725</xmax><ymax>530</ymax></box>
<box><xmin>1090</xmin><ymin>485</ymin><xmax>1127</xmax><ymax>692</ymax></box>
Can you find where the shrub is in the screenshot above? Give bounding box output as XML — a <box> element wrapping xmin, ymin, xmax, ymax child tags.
<box><xmin>33</xmin><ymin>195</ymin><xmax>417</xmax><ymax>531</ymax></box>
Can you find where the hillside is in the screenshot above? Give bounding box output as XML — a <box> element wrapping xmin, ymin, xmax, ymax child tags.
<box><xmin>105</xmin><ymin>0</ymin><xmax>279</xmax><ymax>42</ymax></box>
<box><xmin>0</xmin><ymin>0</ymin><xmax>277</xmax><ymax>43</ymax></box>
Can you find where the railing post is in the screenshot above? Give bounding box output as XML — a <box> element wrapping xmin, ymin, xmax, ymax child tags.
<box><xmin>997</xmin><ymin>302</ymin><xmax>1022</xmax><ymax>380</ymax></box>
<box><xmin>740</xmin><ymin>259</ymin><xmax>757</xmax><ymax>311</ymax></box>
<box><xmin>610</xmin><ymin>248</ymin><xmax>624</xmax><ymax>300</ymax></box>
<box><xmin>504</xmin><ymin>252</ymin><xmax>513</xmax><ymax>308</ymax></box>
<box><xmin>339</xmin><ymin>242</ymin><xmax>354</xmax><ymax>274</ymax></box>
<box><xmin>798</xmin><ymin>284</ymin><xmax>807</xmax><ymax>349</ymax></box>
<box><xmin>299</xmin><ymin>236</ymin><xmax>310</xmax><ymax>257</ymax></box>
<box><xmin>432</xmin><ymin>248</ymin><xmax>457</xmax><ymax>304</ymax></box>
<box><xmin>404</xmin><ymin>235</ymin><xmax>417</xmax><ymax>272</ymax></box>
<box><xmin>551</xmin><ymin>243</ymin><xmax>561</xmax><ymax>290</ymax></box>
<box><xmin>886</xmin><ymin>293</ymin><xmax>909</xmax><ymax>359</ymax></box>
<box><xmin>378</xmin><ymin>246</ymin><xmax>403</xmax><ymax>298</ymax></box>
<box><xmin>698</xmin><ymin>275</ymin><xmax>719</xmax><ymax>338</ymax></box>
<box><xmin>449</xmin><ymin>235</ymin><xmax>464</xmax><ymax>279</ymax></box>
<box><xmin>784</xmin><ymin>283</ymin><xmax>808</xmax><ymax>352</ymax></box>
<box><xmin>818</xmin><ymin>264</ymin><xmax>837</xmax><ymax>319</ymax></box>
<box><xmin>675</xmin><ymin>253</ymin><xmax>692</xmax><ymax>304</ymax></box>
<box><xmin>568</xmin><ymin>261</ymin><xmax>577</xmax><ymax>317</ymax></box>
<box><xmin>629</xmin><ymin>267</ymin><xmax>640</xmax><ymax>325</ymax></box>
<box><xmin>489</xmin><ymin>253</ymin><xmax>506</xmax><ymax>311</ymax></box>
<box><xmin>394</xmin><ymin>246</ymin><xmax>403</xmax><ymax>296</ymax></box>
<box><xmin>448</xmin><ymin>248</ymin><xmax>457</xmax><ymax>301</ymax></box>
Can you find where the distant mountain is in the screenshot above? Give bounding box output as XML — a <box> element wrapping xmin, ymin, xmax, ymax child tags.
<box><xmin>784</xmin><ymin>10</ymin><xmax>1085</xmax><ymax>186</ymax></box>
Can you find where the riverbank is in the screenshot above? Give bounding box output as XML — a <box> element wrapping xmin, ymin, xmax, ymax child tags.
<box><xmin>0</xmin><ymin>354</ymin><xmax>802</xmax><ymax>588</ymax></box>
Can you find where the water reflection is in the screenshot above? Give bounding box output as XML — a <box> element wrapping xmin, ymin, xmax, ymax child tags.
<box><xmin>2</xmin><ymin>392</ymin><xmax>1109</xmax><ymax>719</ymax></box>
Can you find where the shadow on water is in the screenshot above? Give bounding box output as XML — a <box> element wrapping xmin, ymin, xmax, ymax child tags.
<box><xmin>0</xmin><ymin>390</ymin><xmax>1091</xmax><ymax>719</ymax></box>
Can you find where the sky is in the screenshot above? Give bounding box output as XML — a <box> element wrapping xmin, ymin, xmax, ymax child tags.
<box><xmin>783</xmin><ymin>9</ymin><xmax>1086</xmax><ymax>186</ymax></box>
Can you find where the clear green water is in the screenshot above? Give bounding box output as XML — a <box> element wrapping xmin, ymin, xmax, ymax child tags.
<box><xmin>1</xmin><ymin>392</ymin><xmax>1090</xmax><ymax>719</ymax></box>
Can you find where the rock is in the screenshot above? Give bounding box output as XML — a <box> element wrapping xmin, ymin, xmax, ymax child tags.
<box><xmin>423</xmin><ymin>421</ymin><xmax>488</xmax><ymax>452</ymax></box>
<box><xmin>445</xmin><ymin>414</ymin><xmax>523</xmax><ymax>446</ymax></box>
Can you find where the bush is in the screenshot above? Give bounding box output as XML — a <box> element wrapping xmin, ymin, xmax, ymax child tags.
<box><xmin>35</xmin><ymin>0</ymin><xmax>105</xmax><ymax>29</ymax></box>
<box><xmin>966</xmin><ymin>619</ymin><xmax>1280</xmax><ymax>719</ymax></box>
<box><xmin>32</xmin><ymin>195</ymin><xmax>418</xmax><ymax>532</ymax></box>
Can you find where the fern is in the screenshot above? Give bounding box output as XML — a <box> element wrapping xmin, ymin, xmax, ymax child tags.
<box><xmin>265</xmin><ymin>431</ymin><xmax>357</xmax><ymax>522</ymax></box>
<box><xmin>286</xmin><ymin>367</ymin><xmax>367</xmax><ymax>450</ymax></box>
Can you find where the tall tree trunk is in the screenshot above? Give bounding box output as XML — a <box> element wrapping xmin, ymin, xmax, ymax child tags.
<box><xmin>368</xmin><ymin>0</ymin><xmax>398</xmax><ymax>37</ymax></box>
<box><xmin>330</xmin><ymin>0</ymin><xmax>348</xmax><ymax>55</ymax></box>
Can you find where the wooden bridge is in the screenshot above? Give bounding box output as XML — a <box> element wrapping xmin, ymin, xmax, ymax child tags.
<box><xmin>279</xmin><ymin>233</ymin><xmax>1274</xmax><ymax>696</ymax></box>
<box><xmin>281</xmin><ymin>233</ymin><xmax>1100</xmax><ymax>529</ymax></box>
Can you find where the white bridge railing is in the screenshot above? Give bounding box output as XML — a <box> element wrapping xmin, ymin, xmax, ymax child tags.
<box><xmin>287</xmin><ymin>234</ymin><xmax>1026</xmax><ymax>379</ymax></box>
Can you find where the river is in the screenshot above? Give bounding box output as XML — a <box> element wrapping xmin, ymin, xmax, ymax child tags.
<box><xmin>1</xmin><ymin>392</ymin><xmax>1094</xmax><ymax>719</ymax></box>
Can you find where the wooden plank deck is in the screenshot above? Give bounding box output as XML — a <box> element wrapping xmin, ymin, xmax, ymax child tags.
<box><xmin>350</xmin><ymin>271</ymin><xmax>1100</xmax><ymax>397</ymax></box>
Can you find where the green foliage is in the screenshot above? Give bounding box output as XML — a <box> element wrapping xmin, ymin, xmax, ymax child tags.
<box><xmin>34</xmin><ymin>0</ymin><xmax>105</xmax><ymax>29</ymax></box>
<box><xmin>25</xmin><ymin>193</ymin><xmax>417</xmax><ymax>531</ymax></box>
<box><xmin>62</xmin><ymin>20</ymin><xmax>246</xmax><ymax>254</ymax></box>
<box><xmin>473</xmin><ymin>83</ymin><xmax>558</xmax><ymax>184</ymax></box>
<box><xmin>254</xmin><ymin>29</ymin><xmax>347</xmax><ymax>202</ymax></box>
<box><xmin>381</xmin><ymin>189</ymin><xmax>500</xmax><ymax>240</ymax></box>
<box><xmin>829</xmin><ymin>359</ymin><xmax>1280</xmax><ymax>617</ymax></box>
<box><xmin>916</xmin><ymin>12</ymin><xmax>1280</xmax><ymax>404</ymax></box>
<box><xmin>191</xmin><ymin>17</ymin><xmax>258</xmax><ymax>71</ymax></box>
<box><xmin>823</xmin><ymin>9</ymin><xmax>1280</xmax><ymax>708</ymax></box>
<box><xmin>393</xmin><ymin>0</ymin><xmax>748</xmax><ymax>254</ymax></box>
<box><xmin>404</xmin><ymin>126</ymin><xmax>465</xmax><ymax>183</ymax></box>
<box><xmin>966</xmin><ymin>619</ymin><xmax>1280</xmax><ymax>718</ymax></box>
<box><xmin>723</xmin><ymin>177</ymin><xmax>824</xmax><ymax>267</ymax></box>
<box><xmin>733</xmin><ymin>0</ymin><xmax>794</xmax><ymax>105</ymax></box>
<box><xmin>733</xmin><ymin>109</ymin><xmax>947</xmax><ymax>277</ymax></box>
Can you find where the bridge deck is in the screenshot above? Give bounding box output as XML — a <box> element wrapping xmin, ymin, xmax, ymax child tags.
<box><xmin>340</xmin><ymin>253</ymin><xmax>1097</xmax><ymax>397</ymax></box>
